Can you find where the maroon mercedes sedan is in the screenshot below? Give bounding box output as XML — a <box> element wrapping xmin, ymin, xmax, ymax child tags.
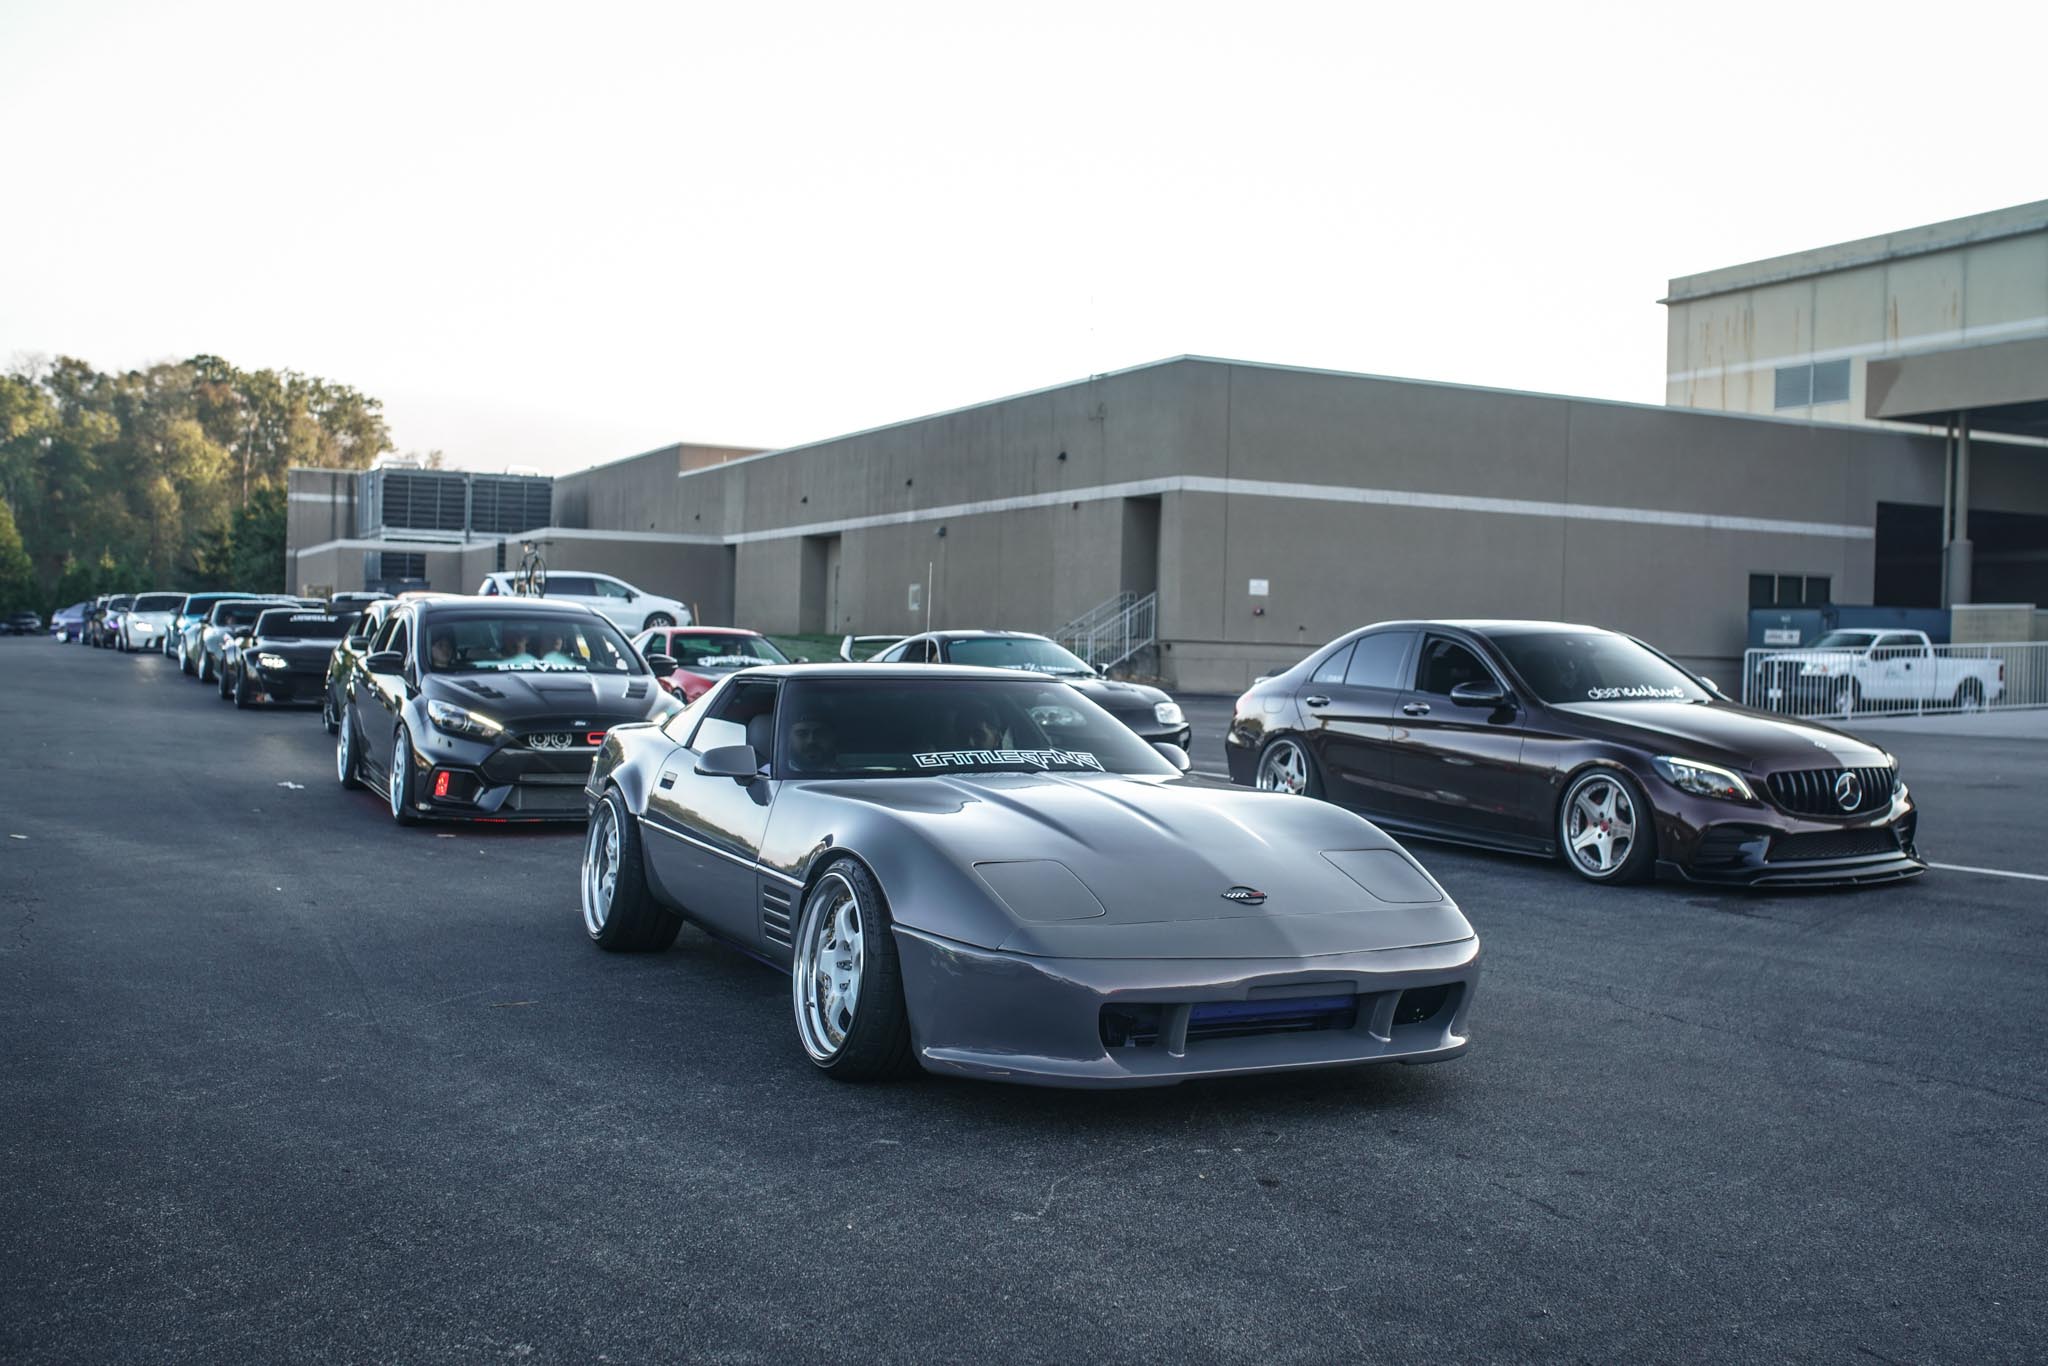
<box><xmin>1225</xmin><ymin>620</ymin><xmax>1923</xmax><ymax>888</ymax></box>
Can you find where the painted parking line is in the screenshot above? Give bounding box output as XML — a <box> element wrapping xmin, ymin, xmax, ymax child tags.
<box><xmin>1928</xmin><ymin>861</ymin><xmax>2048</xmax><ymax>884</ymax></box>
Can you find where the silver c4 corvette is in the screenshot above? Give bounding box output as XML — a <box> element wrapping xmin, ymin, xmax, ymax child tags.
<box><xmin>581</xmin><ymin>664</ymin><xmax>1480</xmax><ymax>1088</ymax></box>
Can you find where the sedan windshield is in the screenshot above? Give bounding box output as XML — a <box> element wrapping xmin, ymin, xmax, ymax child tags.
<box><xmin>1809</xmin><ymin>631</ymin><xmax>1881</xmax><ymax>650</ymax></box>
<box><xmin>211</xmin><ymin>601</ymin><xmax>274</xmax><ymax>627</ymax></box>
<box><xmin>945</xmin><ymin>636</ymin><xmax>1093</xmax><ymax>676</ymax></box>
<box><xmin>1490</xmin><ymin>631</ymin><xmax>1708</xmax><ymax>705</ymax></box>
<box><xmin>665</xmin><ymin>633</ymin><xmax>790</xmax><ymax>668</ymax></box>
<box><xmin>778</xmin><ymin>679</ymin><xmax>1176</xmax><ymax>778</ymax></box>
<box><xmin>425</xmin><ymin>613</ymin><xmax>640</xmax><ymax>674</ymax></box>
<box><xmin>133</xmin><ymin>593</ymin><xmax>185</xmax><ymax>612</ymax></box>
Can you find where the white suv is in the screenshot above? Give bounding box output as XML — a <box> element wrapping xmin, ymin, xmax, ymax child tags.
<box><xmin>475</xmin><ymin>570</ymin><xmax>693</xmax><ymax>633</ymax></box>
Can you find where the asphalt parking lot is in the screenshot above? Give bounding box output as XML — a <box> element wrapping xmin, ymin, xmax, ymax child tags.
<box><xmin>4</xmin><ymin>637</ymin><xmax>2045</xmax><ymax>1363</ymax></box>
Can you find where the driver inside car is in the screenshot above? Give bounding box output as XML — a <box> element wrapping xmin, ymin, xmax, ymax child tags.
<box><xmin>429</xmin><ymin>630</ymin><xmax>458</xmax><ymax>671</ymax></box>
<box><xmin>949</xmin><ymin>698</ymin><xmax>1011</xmax><ymax>751</ymax></box>
<box><xmin>788</xmin><ymin>714</ymin><xmax>839</xmax><ymax>772</ymax></box>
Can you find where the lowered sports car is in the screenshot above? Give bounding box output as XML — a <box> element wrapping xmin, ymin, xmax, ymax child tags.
<box><xmin>118</xmin><ymin>591</ymin><xmax>187</xmax><ymax>653</ymax></box>
<box><xmin>866</xmin><ymin>630</ymin><xmax>1191</xmax><ymax>751</ymax></box>
<box><xmin>579</xmin><ymin>664</ymin><xmax>1480</xmax><ymax>1087</ymax></box>
<box><xmin>219</xmin><ymin>607</ymin><xmax>360</xmax><ymax>707</ymax></box>
<box><xmin>335</xmin><ymin>596</ymin><xmax>682</xmax><ymax>823</ymax></box>
<box><xmin>1226</xmin><ymin>620</ymin><xmax>1924</xmax><ymax>887</ymax></box>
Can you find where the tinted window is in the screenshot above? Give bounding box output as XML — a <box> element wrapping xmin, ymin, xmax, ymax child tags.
<box><xmin>1810</xmin><ymin>631</ymin><xmax>1879</xmax><ymax>650</ymax></box>
<box><xmin>1488</xmin><ymin>631</ymin><xmax>1708</xmax><ymax>705</ymax></box>
<box><xmin>212</xmin><ymin>601</ymin><xmax>274</xmax><ymax>627</ymax></box>
<box><xmin>777</xmin><ymin>679</ymin><xmax>1177</xmax><ymax>779</ymax></box>
<box><xmin>1310</xmin><ymin>644</ymin><xmax>1352</xmax><ymax>685</ymax></box>
<box><xmin>548</xmin><ymin>576</ymin><xmax>594</xmax><ymax>596</ymax></box>
<box><xmin>421</xmin><ymin>612</ymin><xmax>640</xmax><ymax>674</ymax></box>
<box><xmin>945</xmin><ymin>636</ymin><xmax>1091</xmax><ymax>675</ymax></box>
<box><xmin>134</xmin><ymin>594</ymin><xmax>185</xmax><ymax>612</ymax></box>
<box><xmin>663</xmin><ymin>633</ymin><xmax>790</xmax><ymax>667</ymax></box>
<box><xmin>692</xmin><ymin>679</ymin><xmax>779</xmax><ymax>759</ymax></box>
<box><xmin>592</xmin><ymin>578</ymin><xmax>631</xmax><ymax>599</ymax></box>
<box><xmin>1414</xmin><ymin>637</ymin><xmax>1493</xmax><ymax>696</ymax></box>
<box><xmin>1345</xmin><ymin>632</ymin><xmax>1414</xmax><ymax>688</ymax></box>
<box><xmin>256</xmin><ymin>610</ymin><xmax>354</xmax><ymax>639</ymax></box>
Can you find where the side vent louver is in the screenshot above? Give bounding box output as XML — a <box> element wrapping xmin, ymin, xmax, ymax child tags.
<box><xmin>762</xmin><ymin>885</ymin><xmax>794</xmax><ymax>948</ymax></box>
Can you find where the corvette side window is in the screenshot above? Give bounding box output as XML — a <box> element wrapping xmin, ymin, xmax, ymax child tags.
<box><xmin>689</xmin><ymin>680</ymin><xmax>778</xmax><ymax>766</ymax></box>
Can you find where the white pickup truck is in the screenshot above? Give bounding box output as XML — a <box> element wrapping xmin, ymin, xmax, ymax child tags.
<box><xmin>1754</xmin><ymin>628</ymin><xmax>2004</xmax><ymax>714</ymax></box>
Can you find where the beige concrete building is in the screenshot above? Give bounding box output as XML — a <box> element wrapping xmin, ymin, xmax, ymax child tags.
<box><xmin>289</xmin><ymin>357</ymin><xmax>2048</xmax><ymax>693</ymax></box>
<box><xmin>1664</xmin><ymin>200</ymin><xmax>2048</xmax><ymax>605</ymax></box>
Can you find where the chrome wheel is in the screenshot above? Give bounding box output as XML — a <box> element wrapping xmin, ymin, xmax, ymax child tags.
<box><xmin>1563</xmin><ymin>772</ymin><xmax>1638</xmax><ymax>877</ymax></box>
<box><xmin>336</xmin><ymin>718</ymin><xmax>351</xmax><ymax>785</ymax></box>
<box><xmin>793</xmin><ymin>871</ymin><xmax>867</xmax><ymax>1062</ymax></box>
<box><xmin>1256</xmin><ymin>737</ymin><xmax>1310</xmax><ymax>795</ymax></box>
<box><xmin>389</xmin><ymin>736</ymin><xmax>408</xmax><ymax>819</ymax></box>
<box><xmin>582</xmin><ymin>803</ymin><xmax>622</xmax><ymax>936</ymax></box>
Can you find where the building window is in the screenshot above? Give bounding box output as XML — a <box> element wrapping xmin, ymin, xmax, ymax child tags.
<box><xmin>1773</xmin><ymin>360</ymin><xmax>1852</xmax><ymax>409</ymax></box>
<box><xmin>1750</xmin><ymin>573</ymin><xmax>1831</xmax><ymax>608</ymax></box>
<box><xmin>379</xmin><ymin>551</ymin><xmax>426</xmax><ymax>581</ymax></box>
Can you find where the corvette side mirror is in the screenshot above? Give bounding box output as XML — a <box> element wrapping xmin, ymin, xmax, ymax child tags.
<box><xmin>644</xmin><ymin>652</ymin><xmax>677</xmax><ymax>674</ymax></box>
<box><xmin>1151</xmin><ymin>741</ymin><xmax>1192</xmax><ymax>772</ymax></box>
<box><xmin>695</xmin><ymin>744</ymin><xmax>760</xmax><ymax>781</ymax></box>
<box><xmin>1449</xmin><ymin>680</ymin><xmax>1509</xmax><ymax>708</ymax></box>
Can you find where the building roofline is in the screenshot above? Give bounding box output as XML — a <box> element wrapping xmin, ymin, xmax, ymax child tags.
<box><xmin>1661</xmin><ymin>199</ymin><xmax>2048</xmax><ymax>305</ymax></box>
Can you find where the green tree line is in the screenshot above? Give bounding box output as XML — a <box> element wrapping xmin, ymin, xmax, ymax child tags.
<box><xmin>0</xmin><ymin>355</ymin><xmax>392</xmax><ymax>616</ymax></box>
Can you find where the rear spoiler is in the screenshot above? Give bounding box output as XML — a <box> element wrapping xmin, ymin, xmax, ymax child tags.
<box><xmin>838</xmin><ymin>634</ymin><xmax>904</xmax><ymax>661</ymax></box>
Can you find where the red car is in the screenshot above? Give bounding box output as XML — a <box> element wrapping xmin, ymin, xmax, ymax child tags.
<box><xmin>630</xmin><ymin>626</ymin><xmax>795</xmax><ymax>701</ymax></box>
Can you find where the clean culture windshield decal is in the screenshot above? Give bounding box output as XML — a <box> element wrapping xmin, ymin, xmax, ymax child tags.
<box><xmin>1586</xmin><ymin>684</ymin><xmax>1690</xmax><ymax>701</ymax></box>
<box><xmin>913</xmin><ymin>748</ymin><xmax>1105</xmax><ymax>771</ymax></box>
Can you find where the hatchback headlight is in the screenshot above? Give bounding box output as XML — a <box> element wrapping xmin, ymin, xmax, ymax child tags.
<box><xmin>1652</xmin><ymin>756</ymin><xmax>1754</xmax><ymax>802</ymax></box>
<box><xmin>1154</xmin><ymin>701</ymin><xmax>1185</xmax><ymax>727</ymax></box>
<box><xmin>256</xmin><ymin>652</ymin><xmax>288</xmax><ymax>671</ymax></box>
<box><xmin>426</xmin><ymin>699</ymin><xmax>505</xmax><ymax>740</ymax></box>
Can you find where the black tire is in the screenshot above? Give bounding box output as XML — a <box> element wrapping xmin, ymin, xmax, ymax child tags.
<box><xmin>336</xmin><ymin>710</ymin><xmax>364</xmax><ymax>790</ymax></box>
<box><xmin>1557</xmin><ymin>767</ymin><xmax>1655</xmax><ymax>885</ymax></box>
<box><xmin>233</xmin><ymin>667</ymin><xmax>253</xmax><ymax>709</ymax></box>
<box><xmin>180</xmin><ymin>643</ymin><xmax>194</xmax><ymax>676</ymax></box>
<box><xmin>1253</xmin><ymin>733</ymin><xmax>1324</xmax><ymax>799</ymax></box>
<box><xmin>321</xmin><ymin>689</ymin><xmax>340</xmax><ymax>735</ymax></box>
<box><xmin>199</xmin><ymin>650</ymin><xmax>214</xmax><ymax>683</ymax></box>
<box><xmin>217</xmin><ymin>661</ymin><xmax>234</xmax><ymax>699</ymax></box>
<box><xmin>1954</xmin><ymin>679</ymin><xmax>1985</xmax><ymax>712</ymax></box>
<box><xmin>1835</xmin><ymin>679</ymin><xmax>1860</xmax><ymax>715</ymax></box>
<box><xmin>790</xmin><ymin>858</ymin><xmax>916</xmax><ymax>1081</ymax></box>
<box><xmin>643</xmin><ymin>612</ymin><xmax>675</xmax><ymax>631</ymax></box>
<box><xmin>581</xmin><ymin>788</ymin><xmax>681</xmax><ymax>952</ymax></box>
<box><xmin>388</xmin><ymin>724</ymin><xmax>421</xmax><ymax>825</ymax></box>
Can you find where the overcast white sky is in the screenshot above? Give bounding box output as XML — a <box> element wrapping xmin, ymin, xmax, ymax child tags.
<box><xmin>2</xmin><ymin>0</ymin><xmax>2042</xmax><ymax>474</ymax></box>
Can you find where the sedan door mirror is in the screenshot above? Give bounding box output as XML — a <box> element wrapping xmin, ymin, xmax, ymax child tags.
<box><xmin>1449</xmin><ymin>680</ymin><xmax>1509</xmax><ymax>708</ymax></box>
<box><xmin>694</xmin><ymin>744</ymin><xmax>760</xmax><ymax>781</ymax></box>
<box><xmin>644</xmin><ymin>652</ymin><xmax>677</xmax><ymax>674</ymax></box>
<box><xmin>1151</xmin><ymin>741</ymin><xmax>1192</xmax><ymax>772</ymax></box>
<box><xmin>365</xmin><ymin>650</ymin><xmax>404</xmax><ymax>675</ymax></box>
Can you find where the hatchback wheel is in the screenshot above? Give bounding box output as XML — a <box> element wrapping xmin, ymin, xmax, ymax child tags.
<box><xmin>388</xmin><ymin>726</ymin><xmax>421</xmax><ymax>825</ymax></box>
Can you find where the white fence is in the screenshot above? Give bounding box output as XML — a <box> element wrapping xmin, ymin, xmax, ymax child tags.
<box><xmin>1740</xmin><ymin>641</ymin><xmax>2048</xmax><ymax>719</ymax></box>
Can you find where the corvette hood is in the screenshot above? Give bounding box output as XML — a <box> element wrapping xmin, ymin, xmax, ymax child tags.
<box><xmin>814</xmin><ymin>774</ymin><xmax>1472</xmax><ymax>959</ymax></box>
<box><xmin>1547</xmin><ymin>700</ymin><xmax>1889</xmax><ymax>770</ymax></box>
<box><xmin>430</xmin><ymin>671</ymin><xmax>663</xmax><ymax>725</ymax></box>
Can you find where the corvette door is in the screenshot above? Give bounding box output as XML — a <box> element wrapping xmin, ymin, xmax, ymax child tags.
<box><xmin>643</xmin><ymin>678</ymin><xmax>780</xmax><ymax>949</ymax></box>
<box><xmin>1299</xmin><ymin>629</ymin><xmax>1415</xmax><ymax>816</ymax></box>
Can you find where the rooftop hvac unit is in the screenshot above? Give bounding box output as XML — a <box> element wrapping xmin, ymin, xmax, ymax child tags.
<box><xmin>356</xmin><ymin>468</ymin><xmax>552</xmax><ymax>538</ymax></box>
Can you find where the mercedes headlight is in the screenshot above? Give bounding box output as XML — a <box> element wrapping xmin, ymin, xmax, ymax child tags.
<box><xmin>1153</xmin><ymin>701</ymin><xmax>1185</xmax><ymax>727</ymax></box>
<box><xmin>1652</xmin><ymin>756</ymin><xmax>1754</xmax><ymax>802</ymax></box>
<box><xmin>426</xmin><ymin>698</ymin><xmax>505</xmax><ymax>740</ymax></box>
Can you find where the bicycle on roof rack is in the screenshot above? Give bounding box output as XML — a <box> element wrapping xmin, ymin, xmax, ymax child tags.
<box><xmin>514</xmin><ymin>539</ymin><xmax>548</xmax><ymax>597</ymax></box>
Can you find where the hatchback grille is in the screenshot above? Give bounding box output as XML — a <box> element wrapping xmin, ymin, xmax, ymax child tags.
<box><xmin>1766</xmin><ymin>765</ymin><xmax>1894</xmax><ymax>817</ymax></box>
<box><xmin>1767</xmin><ymin>827</ymin><xmax>1902</xmax><ymax>863</ymax></box>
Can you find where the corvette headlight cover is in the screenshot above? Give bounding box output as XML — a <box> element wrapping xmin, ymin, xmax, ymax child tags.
<box><xmin>1653</xmin><ymin>756</ymin><xmax>1754</xmax><ymax>802</ymax></box>
<box><xmin>1154</xmin><ymin>701</ymin><xmax>1185</xmax><ymax>727</ymax></box>
<box><xmin>426</xmin><ymin>699</ymin><xmax>505</xmax><ymax>740</ymax></box>
<box><xmin>256</xmin><ymin>652</ymin><xmax>289</xmax><ymax>670</ymax></box>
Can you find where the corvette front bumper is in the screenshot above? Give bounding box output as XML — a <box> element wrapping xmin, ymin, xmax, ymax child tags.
<box><xmin>892</xmin><ymin>927</ymin><xmax>1479</xmax><ymax>1088</ymax></box>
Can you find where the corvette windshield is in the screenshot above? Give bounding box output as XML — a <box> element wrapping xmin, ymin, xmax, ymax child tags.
<box><xmin>665</xmin><ymin>633</ymin><xmax>790</xmax><ymax>668</ymax></box>
<box><xmin>425</xmin><ymin>613</ymin><xmax>640</xmax><ymax>674</ymax></box>
<box><xmin>1490</xmin><ymin>631</ymin><xmax>1708</xmax><ymax>705</ymax></box>
<box><xmin>211</xmin><ymin>601</ymin><xmax>274</xmax><ymax>627</ymax></box>
<box><xmin>945</xmin><ymin>636</ymin><xmax>1093</xmax><ymax>676</ymax></box>
<box><xmin>778</xmin><ymin>679</ymin><xmax>1176</xmax><ymax>778</ymax></box>
<box><xmin>133</xmin><ymin>594</ymin><xmax>184</xmax><ymax>613</ymax></box>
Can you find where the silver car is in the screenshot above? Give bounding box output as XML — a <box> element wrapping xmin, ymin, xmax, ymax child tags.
<box><xmin>118</xmin><ymin>592</ymin><xmax>187</xmax><ymax>653</ymax></box>
<box><xmin>581</xmin><ymin>665</ymin><xmax>1481</xmax><ymax>1088</ymax></box>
